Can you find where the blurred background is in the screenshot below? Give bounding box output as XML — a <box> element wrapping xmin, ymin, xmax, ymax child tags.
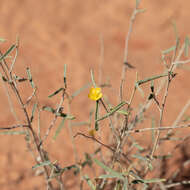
<box><xmin>0</xmin><ymin>1</ymin><xmax>190</xmax><ymax>189</ymax></box>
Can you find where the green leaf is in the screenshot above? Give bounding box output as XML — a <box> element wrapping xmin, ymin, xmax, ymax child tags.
<box><xmin>136</xmin><ymin>0</ymin><xmax>141</xmax><ymax>8</ymax></box>
<box><xmin>26</xmin><ymin>67</ymin><xmax>35</xmax><ymax>88</ymax></box>
<box><xmin>133</xmin><ymin>142</ymin><xmax>145</xmax><ymax>151</ymax></box>
<box><xmin>83</xmin><ymin>175</ymin><xmax>96</xmax><ymax>190</ymax></box>
<box><xmin>42</xmin><ymin>106</ymin><xmax>55</xmax><ymax>113</ymax></box>
<box><xmin>162</xmin><ymin>46</ymin><xmax>176</xmax><ymax>55</ymax></box>
<box><xmin>136</xmin><ymin>73</ymin><xmax>169</xmax><ymax>86</ymax></box>
<box><xmin>172</xmin><ymin>21</ymin><xmax>179</xmax><ymax>40</ymax></box>
<box><xmin>90</xmin><ymin>69</ymin><xmax>96</xmax><ymax>87</ymax></box>
<box><xmin>123</xmin><ymin>179</ymin><xmax>129</xmax><ymax>190</ymax></box>
<box><xmin>71</xmin><ymin>83</ymin><xmax>91</xmax><ymax>99</ymax></box>
<box><xmin>132</xmin><ymin>154</ymin><xmax>147</xmax><ymax>162</ymax></box>
<box><xmin>0</xmin><ymin>131</ymin><xmax>26</xmax><ymax>135</ymax></box>
<box><xmin>64</xmin><ymin>114</ymin><xmax>75</xmax><ymax>120</ymax></box>
<box><xmin>32</xmin><ymin>160</ymin><xmax>51</xmax><ymax>169</ymax></box>
<box><xmin>132</xmin><ymin>154</ymin><xmax>153</xmax><ymax>170</ymax></box>
<box><xmin>96</xmin><ymin>101</ymin><xmax>127</xmax><ymax>122</ymax></box>
<box><xmin>99</xmin><ymin>174</ymin><xmax>124</xmax><ymax>179</ymax></box>
<box><xmin>53</xmin><ymin>118</ymin><xmax>65</xmax><ymax>140</ymax></box>
<box><xmin>0</xmin><ymin>38</ymin><xmax>6</xmax><ymax>43</ymax></box>
<box><xmin>30</xmin><ymin>103</ymin><xmax>37</xmax><ymax>122</ymax></box>
<box><xmin>0</xmin><ymin>44</ymin><xmax>16</xmax><ymax>61</ymax></box>
<box><xmin>95</xmin><ymin>100</ymin><xmax>99</xmax><ymax>131</ymax></box>
<box><xmin>183</xmin><ymin>115</ymin><xmax>190</xmax><ymax>122</ymax></box>
<box><xmin>48</xmin><ymin>88</ymin><xmax>64</xmax><ymax>98</ymax></box>
<box><xmin>143</xmin><ymin>178</ymin><xmax>166</xmax><ymax>184</ymax></box>
<box><xmin>42</xmin><ymin>106</ymin><xmax>75</xmax><ymax>119</ymax></box>
<box><xmin>136</xmin><ymin>83</ymin><xmax>144</xmax><ymax>97</ymax></box>
<box><xmin>136</xmin><ymin>8</ymin><xmax>146</xmax><ymax>14</ymax></box>
<box><xmin>63</xmin><ymin>64</ymin><xmax>67</xmax><ymax>88</ymax></box>
<box><xmin>111</xmin><ymin>108</ymin><xmax>129</xmax><ymax>116</ymax></box>
<box><xmin>61</xmin><ymin>164</ymin><xmax>80</xmax><ymax>175</ymax></box>
<box><xmin>71</xmin><ymin>121</ymin><xmax>90</xmax><ymax>127</ymax></box>
<box><xmin>93</xmin><ymin>158</ymin><xmax>124</xmax><ymax>180</ymax></box>
<box><xmin>114</xmin><ymin>180</ymin><xmax>126</xmax><ymax>190</ymax></box>
<box><xmin>185</xmin><ymin>36</ymin><xmax>190</xmax><ymax>57</ymax></box>
<box><xmin>151</xmin><ymin>117</ymin><xmax>156</xmax><ymax>142</ymax></box>
<box><xmin>142</xmin><ymin>184</ymin><xmax>149</xmax><ymax>190</ymax></box>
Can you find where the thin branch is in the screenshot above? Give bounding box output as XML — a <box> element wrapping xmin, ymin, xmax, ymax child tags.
<box><xmin>40</xmin><ymin>93</ymin><xmax>65</xmax><ymax>147</ymax></box>
<box><xmin>165</xmin><ymin>180</ymin><xmax>190</xmax><ymax>188</ymax></box>
<box><xmin>74</xmin><ymin>132</ymin><xmax>116</xmax><ymax>153</ymax></box>
<box><xmin>120</xmin><ymin>2</ymin><xmax>142</xmax><ymax>102</ymax></box>
<box><xmin>0</xmin><ymin>48</ymin><xmax>54</xmax><ymax>189</ymax></box>
<box><xmin>173</xmin><ymin>59</ymin><xmax>190</xmax><ymax>65</ymax></box>
<box><xmin>151</xmin><ymin>39</ymin><xmax>182</xmax><ymax>158</ymax></box>
<box><xmin>125</xmin><ymin>123</ymin><xmax>190</xmax><ymax>134</ymax></box>
<box><xmin>0</xmin><ymin>124</ymin><xmax>29</xmax><ymax>130</ymax></box>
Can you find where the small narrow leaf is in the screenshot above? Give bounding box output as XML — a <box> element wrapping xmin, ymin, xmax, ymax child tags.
<box><xmin>32</xmin><ymin>160</ymin><xmax>51</xmax><ymax>169</ymax></box>
<box><xmin>42</xmin><ymin>106</ymin><xmax>75</xmax><ymax>119</ymax></box>
<box><xmin>53</xmin><ymin>118</ymin><xmax>65</xmax><ymax>140</ymax></box>
<box><xmin>48</xmin><ymin>88</ymin><xmax>64</xmax><ymax>98</ymax></box>
<box><xmin>90</xmin><ymin>69</ymin><xmax>96</xmax><ymax>87</ymax></box>
<box><xmin>133</xmin><ymin>142</ymin><xmax>145</xmax><ymax>151</ymax></box>
<box><xmin>99</xmin><ymin>174</ymin><xmax>124</xmax><ymax>179</ymax></box>
<box><xmin>83</xmin><ymin>175</ymin><xmax>96</xmax><ymax>190</ymax></box>
<box><xmin>95</xmin><ymin>100</ymin><xmax>99</xmax><ymax>130</ymax></box>
<box><xmin>136</xmin><ymin>84</ymin><xmax>144</xmax><ymax>97</ymax></box>
<box><xmin>162</xmin><ymin>46</ymin><xmax>176</xmax><ymax>55</ymax></box>
<box><xmin>42</xmin><ymin>106</ymin><xmax>55</xmax><ymax>113</ymax></box>
<box><xmin>151</xmin><ymin>117</ymin><xmax>156</xmax><ymax>142</ymax></box>
<box><xmin>184</xmin><ymin>36</ymin><xmax>189</xmax><ymax>57</ymax></box>
<box><xmin>132</xmin><ymin>154</ymin><xmax>153</xmax><ymax>170</ymax></box>
<box><xmin>63</xmin><ymin>64</ymin><xmax>67</xmax><ymax>88</ymax></box>
<box><xmin>136</xmin><ymin>0</ymin><xmax>141</xmax><ymax>8</ymax></box>
<box><xmin>0</xmin><ymin>131</ymin><xmax>26</xmax><ymax>135</ymax></box>
<box><xmin>183</xmin><ymin>115</ymin><xmax>190</xmax><ymax>122</ymax></box>
<box><xmin>71</xmin><ymin>83</ymin><xmax>91</xmax><ymax>99</ymax></box>
<box><xmin>143</xmin><ymin>178</ymin><xmax>166</xmax><ymax>184</ymax></box>
<box><xmin>93</xmin><ymin>158</ymin><xmax>124</xmax><ymax>179</ymax></box>
<box><xmin>61</xmin><ymin>164</ymin><xmax>80</xmax><ymax>175</ymax></box>
<box><xmin>136</xmin><ymin>8</ymin><xmax>146</xmax><ymax>14</ymax></box>
<box><xmin>172</xmin><ymin>21</ymin><xmax>179</xmax><ymax>40</ymax></box>
<box><xmin>136</xmin><ymin>73</ymin><xmax>169</xmax><ymax>86</ymax></box>
<box><xmin>0</xmin><ymin>38</ymin><xmax>6</xmax><ymax>43</ymax></box>
<box><xmin>26</xmin><ymin>67</ymin><xmax>35</xmax><ymax>88</ymax></box>
<box><xmin>30</xmin><ymin>103</ymin><xmax>37</xmax><ymax>122</ymax></box>
<box><xmin>96</xmin><ymin>101</ymin><xmax>127</xmax><ymax>122</ymax></box>
<box><xmin>116</xmin><ymin>109</ymin><xmax>129</xmax><ymax>116</ymax></box>
<box><xmin>0</xmin><ymin>44</ymin><xmax>16</xmax><ymax>61</ymax></box>
<box><xmin>150</xmin><ymin>80</ymin><xmax>154</xmax><ymax>92</ymax></box>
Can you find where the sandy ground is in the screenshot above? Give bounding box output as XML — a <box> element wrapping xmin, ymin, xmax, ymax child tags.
<box><xmin>0</xmin><ymin>1</ymin><xmax>190</xmax><ymax>189</ymax></box>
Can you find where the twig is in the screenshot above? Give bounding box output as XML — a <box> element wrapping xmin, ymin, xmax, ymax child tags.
<box><xmin>125</xmin><ymin>123</ymin><xmax>190</xmax><ymax>133</ymax></box>
<box><xmin>150</xmin><ymin>71</ymin><xmax>172</xmax><ymax>158</ymax></box>
<box><xmin>74</xmin><ymin>132</ymin><xmax>116</xmax><ymax>153</ymax></box>
<box><xmin>164</xmin><ymin>99</ymin><xmax>190</xmax><ymax>139</ymax></box>
<box><xmin>0</xmin><ymin>124</ymin><xmax>29</xmax><ymax>130</ymax></box>
<box><xmin>173</xmin><ymin>59</ymin><xmax>190</xmax><ymax>65</ymax></box>
<box><xmin>0</xmin><ymin>48</ymin><xmax>54</xmax><ymax>189</ymax></box>
<box><xmin>67</xmin><ymin>101</ymin><xmax>79</xmax><ymax>164</ymax></box>
<box><xmin>40</xmin><ymin>92</ymin><xmax>65</xmax><ymax>147</ymax></box>
<box><xmin>172</xmin><ymin>99</ymin><xmax>190</xmax><ymax>127</ymax></box>
<box><xmin>151</xmin><ymin>38</ymin><xmax>182</xmax><ymax>158</ymax></box>
<box><xmin>120</xmin><ymin>1</ymin><xmax>142</xmax><ymax>102</ymax></box>
<box><xmin>165</xmin><ymin>180</ymin><xmax>190</xmax><ymax>188</ymax></box>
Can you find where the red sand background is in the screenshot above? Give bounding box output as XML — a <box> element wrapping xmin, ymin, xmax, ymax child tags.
<box><xmin>0</xmin><ymin>1</ymin><xmax>190</xmax><ymax>189</ymax></box>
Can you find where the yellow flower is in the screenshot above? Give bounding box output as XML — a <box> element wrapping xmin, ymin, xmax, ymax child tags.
<box><xmin>88</xmin><ymin>87</ymin><xmax>103</xmax><ymax>101</ymax></box>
